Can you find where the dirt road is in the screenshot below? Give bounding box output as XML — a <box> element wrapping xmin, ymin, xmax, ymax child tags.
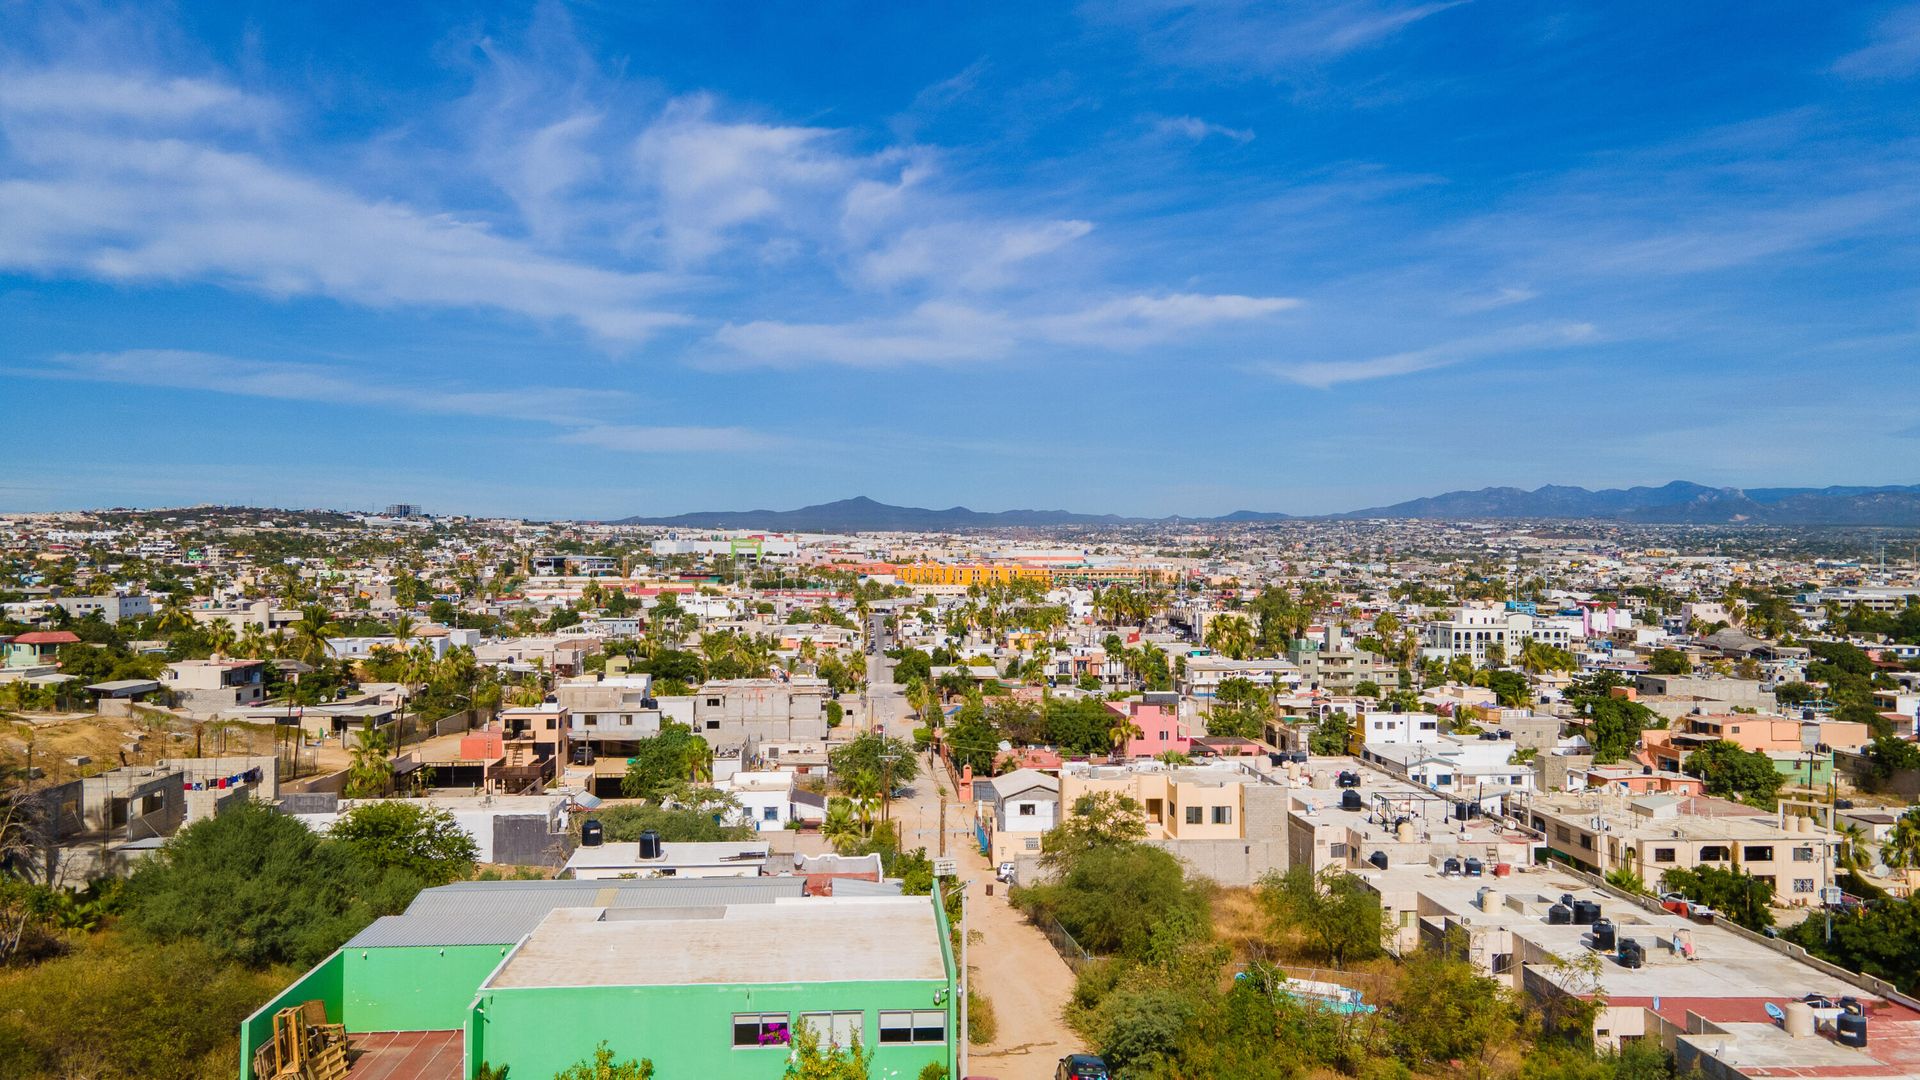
<box><xmin>893</xmin><ymin>748</ymin><xmax>1080</xmax><ymax>1079</ymax></box>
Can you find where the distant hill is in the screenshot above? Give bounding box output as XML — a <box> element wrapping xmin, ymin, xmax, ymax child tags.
<box><xmin>1339</xmin><ymin>482</ymin><xmax>1920</xmax><ymax>525</ymax></box>
<box><xmin>614</xmin><ymin>496</ymin><xmax>1140</xmax><ymax>532</ymax></box>
<box><xmin>612</xmin><ymin>483</ymin><xmax>1920</xmax><ymax>530</ymax></box>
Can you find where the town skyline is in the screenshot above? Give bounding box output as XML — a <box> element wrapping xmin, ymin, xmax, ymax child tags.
<box><xmin>6</xmin><ymin>4</ymin><xmax>1920</xmax><ymax>517</ymax></box>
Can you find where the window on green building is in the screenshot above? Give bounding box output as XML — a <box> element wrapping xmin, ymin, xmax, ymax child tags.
<box><xmin>733</xmin><ymin>1012</ymin><xmax>791</xmax><ymax>1047</ymax></box>
<box><xmin>800</xmin><ymin>1012</ymin><xmax>862</xmax><ymax>1049</ymax></box>
<box><xmin>879</xmin><ymin>1010</ymin><xmax>947</xmax><ymax>1044</ymax></box>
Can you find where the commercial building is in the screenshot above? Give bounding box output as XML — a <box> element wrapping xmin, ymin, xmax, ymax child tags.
<box><xmin>240</xmin><ymin>879</ymin><xmax>959</xmax><ymax>1080</ymax></box>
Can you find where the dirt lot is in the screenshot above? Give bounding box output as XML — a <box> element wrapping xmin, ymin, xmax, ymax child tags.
<box><xmin>0</xmin><ymin>710</ymin><xmax>290</xmax><ymax>786</ymax></box>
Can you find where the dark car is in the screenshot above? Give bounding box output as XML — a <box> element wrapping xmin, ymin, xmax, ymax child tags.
<box><xmin>1057</xmin><ymin>1053</ymin><xmax>1111</xmax><ymax>1079</ymax></box>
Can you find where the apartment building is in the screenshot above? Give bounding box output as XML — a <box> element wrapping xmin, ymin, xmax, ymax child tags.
<box><xmin>1421</xmin><ymin>603</ymin><xmax>1581</xmax><ymax>662</ymax></box>
<box><xmin>1521</xmin><ymin>790</ymin><xmax>1837</xmax><ymax>906</ymax></box>
<box><xmin>53</xmin><ymin>594</ymin><xmax>153</xmax><ymax>623</ymax></box>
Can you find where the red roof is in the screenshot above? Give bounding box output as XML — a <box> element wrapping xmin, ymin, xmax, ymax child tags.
<box><xmin>14</xmin><ymin>631</ymin><xmax>80</xmax><ymax>645</ymax></box>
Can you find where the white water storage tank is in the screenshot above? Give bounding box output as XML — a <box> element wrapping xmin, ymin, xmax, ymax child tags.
<box><xmin>1784</xmin><ymin>1001</ymin><xmax>1816</xmax><ymax>1038</ymax></box>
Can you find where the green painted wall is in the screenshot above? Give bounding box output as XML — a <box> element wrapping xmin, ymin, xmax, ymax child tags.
<box><xmin>471</xmin><ymin>980</ymin><xmax>956</xmax><ymax>1080</ymax></box>
<box><xmin>342</xmin><ymin>945</ymin><xmax>513</xmax><ymax>1033</ymax></box>
<box><xmin>238</xmin><ymin>951</ymin><xmax>345</xmax><ymax>1080</ymax></box>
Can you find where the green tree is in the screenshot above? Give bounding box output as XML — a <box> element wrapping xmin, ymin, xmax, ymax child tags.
<box><xmin>829</xmin><ymin>733</ymin><xmax>920</xmax><ymax>792</ymax></box>
<box><xmin>1682</xmin><ymin>740</ymin><xmax>1787</xmax><ymax>807</ymax></box>
<box><xmin>1041</xmin><ymin>792</ymin><xmax>1147</xmax><ymax>870</ymax></box>
<box><xmin>122</xmin><ymin>803</ymin><xmax>421</xmax><ymax>967</ymax></box>
<box><xmin>329</xmin><ymin>801</ymin><xmax>479</xmax><ymax>885</ymax></box>
<box><xmin>1257</xmin><ymin>866</ymin><xmax>1384</xmax><ymax>967</ymax></box>
<box><xmin>1648</xmin><ymin>648</ymin><xmax>1691</xmax><ymax>675</ymax></box>
<box><xmin>1206</xmin><ymin>678</ymin><xmax>1272</xmax><ymax>741</ymax></box>
<box><xmin>1020</xmin><ymin>843</ymin><xmax>1209</xmax><ymax>960</ymax></box>
<box><xmin>1308</xmin><ymin>711</ymin><xmax>1351</xmax><ymax>756</ymax></box>
<box><xmin>1659</xmin><ymin>865</ymin><xmax>1774</xmax><ymax>931</ymax></box>
<box><xmin>620</xmin><ymin>722</ymin><xmax>712</xmax><ymax>800</ymax></box>
<box><xmin>1392</xmin><ymin>928</ymin><xmax>1523</xmax><ymax>1074</ymax></box>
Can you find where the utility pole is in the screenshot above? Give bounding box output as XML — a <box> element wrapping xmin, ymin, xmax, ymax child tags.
<box><xmin>939</xmin><ymin>791</ymin><xmax>948</xmax><ymax>858</ymax></box>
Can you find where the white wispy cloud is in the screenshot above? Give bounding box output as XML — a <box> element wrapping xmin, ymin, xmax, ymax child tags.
<box><xmin>27</xmin><ymin>351</ymin><xmax>773</xmax><ymax>454</ymax></box>
<box><xmin>1832</xmin><ymin>6</ymin><xmax>1920</xmax><ymax>79</ymax></box>
<box><xmin>632</xmin><ymin>94</ymin><xmax>886</xmax><ymax>266</ymax></box>
<box><xmin>1092</xmin><ymin>0</ymin><xmax>1468</xmax><ymax>73</ymax></box>
<box><xmin>709</xmin><ymin>292</ymin><xmax>1299</xmax><ymax>368</ymax></box>
<box><xmin>1150</xmin><ymin>115</ymin><xmax>1256</xmax><ymax>143</ymax></box>
<box><xmin>0</xmin><ymin>67</ymin><xmax>687</xmax><ymax>342</ymax></box>
<box><xmin>0</xmin><ymin>70</ymin><xmax>278</xmax><ymax>127</ymax></box>
<box><xmin>1255</xmin><ymin>320</ymin><xmax>1597</xmax><ymax>388</ymax></box>
<box><xmin>1453</xmin><ymin>286</ymin><xmax>1537</xmax><ymax>312</ymax></box>
<box><xmin>857</xmin><ymin>219</ymin><xmax>1095</xmax><ymax>291</ymax></box>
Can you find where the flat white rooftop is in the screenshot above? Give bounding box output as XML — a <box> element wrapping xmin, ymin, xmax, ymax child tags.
<box><xmin>487</xmin><ymin>897</ymin><xmax>946</xmax><ymax>989</ymax></box>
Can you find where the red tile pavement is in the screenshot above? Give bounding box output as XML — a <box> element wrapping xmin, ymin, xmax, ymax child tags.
<box><xmin>347</xmin><ymin>1031</ymin><xmax>464</xmax><ymax>1080</ymax></box>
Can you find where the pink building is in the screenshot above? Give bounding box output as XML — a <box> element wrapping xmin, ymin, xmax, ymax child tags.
<box><xmin>1106</xmin><ymin>700</ymin><xmax>1192</xmax><ymax>759</ymax></box>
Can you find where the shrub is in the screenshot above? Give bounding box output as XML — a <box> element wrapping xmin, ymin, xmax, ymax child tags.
<box><xmin>966</xmin><ymin>987</ymin><xmax>997</xmax><ymax>1044</ymax></box>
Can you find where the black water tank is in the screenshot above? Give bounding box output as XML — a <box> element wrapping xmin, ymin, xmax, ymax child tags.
<box><xmin>1547</xmin><ymin>903</ymin><xmax>1572</xmax><ymax>925</ymax></box>
<box><xmin>1443</xmin><ymin>857</ymin><xmax>1463</xmax><ymax>876</ymax></box>
<box><xmin>1369</xmin><ymin>851</ymin><xmax>1389</xmax><ymax>870</ymax></box>
<box><xmin>1268</xmin><ymin>753</ymin><xmax>1286</xmax><ymax>766</ymax></box>
<box><xmin>1837</xmin><ymin>1013</ymin><xmax>1868</xmax><ymax>1048</ymax></box>
<box><xmin>1560</xmin><ymin>892</ymin><xmax>1576</xmax><ymax>909</ymax></box>
<box><xmin>638</xmin><ymin>828</ymin><xmax>662</xmax><ymax>860</ymax></box>
<box><xmin>1591</xmin><ymin>919</ymin><xmax>1616</xmax><ymax>950</ymax></box>
<box><xmin>1338</xmin><ymin>771</ymin><xmax>1360</xmax><ymax>788</ymax></box>
<box><xmin>1341</xmin><ymin>789</ymin><xmax>1363</xmax><ymax>811</ymax></box>
<box><xmin>1464</xmin><ymin>858</ymin><xmax>1484</xmax><ymax>877</ymax></box>
<box><xmin>581</xmin><ymin>819</ymin><xmax>604</xmax><ymax>846</ymax></box>
<box><xmin>1617</xmin><ymin>939</ymin><xmax>1645</xmax><ymax>969</ymax></box>
<box><xmin>1573</xmin><ymin>900</ymin><xmax>1601</xmax><ymax>926</ymax></box>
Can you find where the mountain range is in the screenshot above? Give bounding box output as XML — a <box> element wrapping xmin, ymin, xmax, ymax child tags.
<box><xmin>612</xmin><ymin>482</ymin><xmax>1920</xmax><ymax>531</ymax></box>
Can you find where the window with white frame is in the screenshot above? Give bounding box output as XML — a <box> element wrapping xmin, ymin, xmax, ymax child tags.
<box><xmin>799</xmin><ymin>1011</ymin><xmax>862</xmax><ymax>1049</ymax></box>
<box><xmin>878</xmin><ymin>1010</ymin><xmax>947</xmax><ymax>1044</ymax></box>
<box><xmin>1017</xmin><ymin>803</ymin><xmax>1036</xmax><ymax>816</ymax></box>
<box><xmin>733</xmin><ymin>1012</ymin><xmax>791</xmax><ymax>1047</ymax></box>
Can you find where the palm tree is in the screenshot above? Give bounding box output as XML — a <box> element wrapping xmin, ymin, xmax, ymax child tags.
<box><xmin>206</xmin><ymin>619</ymin><xmax>238</xmax><ymax>659</ymax></box>
<box><xmin>1882</xmin><ymin>810</ymin><xmax>1920</xmax><ymax>871</ymax></box>
<box><xmin>1835</xmin><ymin>823</ymin><xmax>1873</xmax><ymax>874</ymax></box>
<box><xmin>844</xmin><ymin>771</ymin><xmax>881</xmax><ymax>837</ymax></box>
<box><xmin>1205</xmin><ymin>614</ymin><xmax>1255</xmax><ymax>660</ymax></box>
<box><xmin>821</xmin><ymin>798</ymin><xmax>861</xmax><ymax>853</ymax></box>
<box><xmin>1107</xmin><ymin>716</ymin><xmax>1144</xmax><ymax>759</ymax></box>
<box><xmin>344</xmin><ymin>730</ymin><xmax>394</xmax><ymax>798</ymax></box>
<box><xmin>291</xmin><ymin>604</ymin><xmax>335</xmax><ymax>665</ymax></box>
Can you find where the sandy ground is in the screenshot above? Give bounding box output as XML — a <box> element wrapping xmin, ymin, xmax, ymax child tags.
<box><xmin>892</xmin><ymin>742</ymin><xmax>1081</xmax><ymax>1079</ymax></box>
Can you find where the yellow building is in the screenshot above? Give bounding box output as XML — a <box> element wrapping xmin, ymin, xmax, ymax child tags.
<box><xmin>1058</xmin><ymin>765</ymin><xmax>1246</xmax><ymax>841</ymax></box>
<box><xmin>894</xmin><ymin>563</ymin><xmax>1052</xmax><ymax>587</ymax></box>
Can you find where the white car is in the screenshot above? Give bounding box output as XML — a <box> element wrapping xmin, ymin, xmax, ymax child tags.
<box><xmin>996</xmin><ymin>861</ymin><xmax>1017</xmax><ymax>883</ymax></box>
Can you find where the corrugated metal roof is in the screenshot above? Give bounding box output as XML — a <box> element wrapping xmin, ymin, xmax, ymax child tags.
<box><xmin>345</xmin><ymin>914</ymin><xmax>534</xmax><ymax>950</ymax></box>
<box><xmin>406</xmin><ymin>877</ymin><xmax>802</xmax><ymax>918</ymax></box>
<box><xmin>830</xmin><ymin>878</ymin><xmax>905</xmax><ymax>897</ymax></box>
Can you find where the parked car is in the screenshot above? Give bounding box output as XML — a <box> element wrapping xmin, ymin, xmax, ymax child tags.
<box><xmin>1057</xmin><ymin>1054</ymin><xmax>1111</xmax><ymax>1079</ymax></box>
<box><xmin>996</xmin><ymin>861</ymin><xmax>1017</xmax><ymax>883</ymax></box>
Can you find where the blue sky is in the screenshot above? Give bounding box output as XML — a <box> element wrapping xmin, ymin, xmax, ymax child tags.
<box><xmin>3</xmin><ymin>1</ymin><xmax>1918</xmax><ymax>518</ymax></box>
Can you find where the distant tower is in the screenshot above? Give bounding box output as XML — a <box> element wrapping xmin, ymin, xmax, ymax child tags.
<box><xmin>383</xmin><ymin>503</ymin><xmax>422</xmax><ymax>518</ymax></box>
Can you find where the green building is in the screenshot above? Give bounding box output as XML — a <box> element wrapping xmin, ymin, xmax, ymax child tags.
<box><xmin>240</xmin><ymin>878</ymin><xmax>959</xmax><ymax>1080</ymax></box>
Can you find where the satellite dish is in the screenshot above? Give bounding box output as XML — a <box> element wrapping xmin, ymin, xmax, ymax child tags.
<box><xmin>1764</xmin><ymin>1002</ymin><xmax>1786</xmax><ymax>1025</ymax></box>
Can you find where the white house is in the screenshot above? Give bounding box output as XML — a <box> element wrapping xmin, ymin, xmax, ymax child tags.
<box><xmin>977</xmin><ymin>768</ymin><xmax>1060</xmax><ymax>864</ymax></box>
<box><xmin>1359</xmin><ymin>708</ymin><xmax>1442</xmax><ymax>747</ymax></box>
<box><xmin>722</xmin><ymin>770</ymin><xmax>798</xmax><ymax>832</ymax></box>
